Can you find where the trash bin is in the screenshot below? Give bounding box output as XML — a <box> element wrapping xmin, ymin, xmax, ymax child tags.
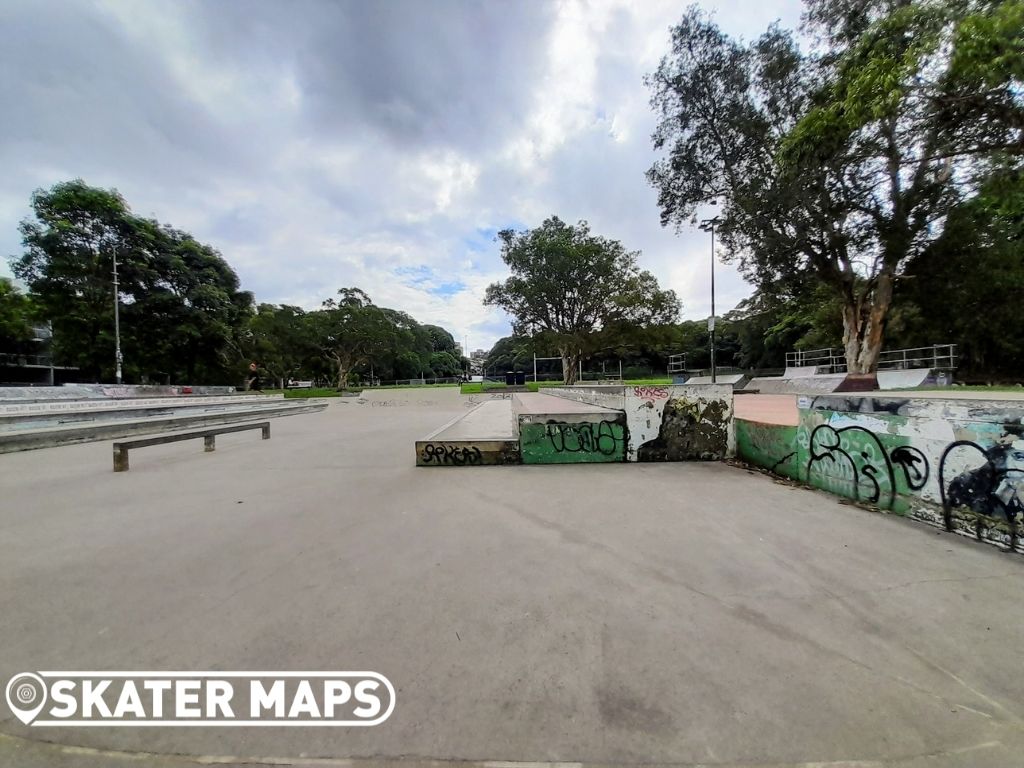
<box><xmin>505</xmin><ymin>371</ymin><xmax>515</xmax><ymax>385</ymax></box>
<box><xmin>515</xmin><ymin>370</ymin><xmax>526</xmax><ymax>386</ymax></box>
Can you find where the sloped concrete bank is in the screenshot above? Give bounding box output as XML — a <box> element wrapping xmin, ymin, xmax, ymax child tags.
<box><xmin>735</xmin><ymin>394</ymin><xmax>1024</xmax><ymax>552</ymax></box>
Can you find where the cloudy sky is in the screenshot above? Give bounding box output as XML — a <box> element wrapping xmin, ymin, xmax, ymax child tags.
<box><xmin>0</xmin><ymin>0</ymin><xmax>802</xmax><ymax>352</ymax></box>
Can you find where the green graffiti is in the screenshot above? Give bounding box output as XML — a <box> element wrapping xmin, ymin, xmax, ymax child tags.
<box><xmin>520</xmin><ymin>418</ymin><xmax>626</xmax><ymax>464</ymax></box>
<box><xmin>735</xmin><ymin>421</ymin><xmax>800</xmax><ymax>480</ymax></box>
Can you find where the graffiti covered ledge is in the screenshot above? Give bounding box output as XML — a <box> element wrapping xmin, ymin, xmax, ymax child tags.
<box><xmin>736</xmin><ymin>393</ymin><xmax>1024</xmax><ymax>553</ymax></box>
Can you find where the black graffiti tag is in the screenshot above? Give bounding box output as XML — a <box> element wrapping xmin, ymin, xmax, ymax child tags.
<box><xmin>545</xmin><ymin>420</ymin><xmax>620</xmax><ymax>456</ymax></box>
<box><xmin>939</xmin><ymin>440</ymin><xmax>1024</xmax><ymax>549</ymax></box>
<box><xmin>806</xmin><ymin>425</ymin><xmax>896</xmax><ymax>507</ymax></box>
<box><xmin>890</xmin><ymin>446</ymin><xmax>930</xmax><ymax>490</ymax></box>
<box><xmin>421</xmin><ymin>444</ymin><xmax>483</xmax><ymax>466</ymax></box>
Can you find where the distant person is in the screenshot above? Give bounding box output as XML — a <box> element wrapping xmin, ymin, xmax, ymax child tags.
<box><xmin>246</xmin><ymin>362</ymin><xmax>263</xmax><ymax>392</ymax></box>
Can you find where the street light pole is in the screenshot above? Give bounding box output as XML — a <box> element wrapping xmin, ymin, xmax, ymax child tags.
<box><xmin>699</xmin><ymin>216</ymin><xmax>722</xmax><ymax>384</ymax></box>
<box><xmin>112</xmin><ymin>244</ymin><xmax>123</xmax><ymax>384</ymax></box>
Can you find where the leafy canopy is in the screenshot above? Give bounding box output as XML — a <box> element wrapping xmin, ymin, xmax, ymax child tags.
<box><xmin>484</xmin><ymin>217</ymin><xmax>679</xmax><ymax>383</ymax></box>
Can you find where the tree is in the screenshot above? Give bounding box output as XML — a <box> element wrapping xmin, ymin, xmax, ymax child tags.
<box><xmin>423</xmin><ymin>324</ymin><xmax>457</xmax><ymax>353</ymax></box>
<box><xmin>428</xmin><ymin>351</ymin><xmax>462</xmax><ymax>377</ymax></box>
<box><xmin>647</xmin><ymin>1</ymin><xmax>1023</xmax><ymax>373</ymax></box>
<box><xmin>14</xmin><ymin>181</ymin><xmax>132</xmax><ymax>379</ymax></box>
<box><xmin>246</xmin><ymin>304</ymin><xmax>316</xmax><ymax>388</ymax></box>
<box><xmin>122</xmin><ymin>224</ymin><xmax>253</xmax><ymax>383</ymax></box>
<box><xmin>484</xmin><ymin>335</ymin><xmax>534</xmax><ymax>375</ymax></box>
<box><xmin>894</xmin><ymin>167</ymin><xmax>1024</xmax><ymax>378</ymax></box>
<box><xmin>484</xmin><ymin>217</ymin><xmax>680</xmax><ymax>384</ymax></box>
<box><xmin>12</xmin><ymin>180</ymin><xmax>252</xmax><ymax>383</ymax></box>
<box><xmin>726</xmin><ymin>283</ymin><xmax>844</xmax><ymax>370</ymax></box>
<box><xmin>0</xmin><ymin>277</ymin><xmax>35</xmax><ymax>351</ymax></box>
<box><xmin>313</xmin><ymin>288</ymin><xmax>398</xmax><ymax>389</ymax></box>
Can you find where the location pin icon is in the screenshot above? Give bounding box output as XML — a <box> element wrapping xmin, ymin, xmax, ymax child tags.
<box><xmin>5</xmin><ymin>673</ymin><xmax>47</xmax><ymax>725</ymax></box>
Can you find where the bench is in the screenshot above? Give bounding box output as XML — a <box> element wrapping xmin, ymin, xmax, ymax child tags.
<box><xmin>112</xmin><ymin>421</ymin><xmax>270</xmax><ymax>472</ymax></box>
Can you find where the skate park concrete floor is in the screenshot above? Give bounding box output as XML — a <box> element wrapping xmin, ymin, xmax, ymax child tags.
<box><xmin>1</xmin><ymin>388</ymin><xmax>1023</xmax><ymax>767</ymax></box>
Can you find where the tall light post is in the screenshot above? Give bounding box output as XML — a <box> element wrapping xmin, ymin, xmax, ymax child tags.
<box><xmin>112</xmin><ymin>244</ymin><xmax>123</xmax><ymax>384</ymax></box>
<box><xmin>699</xmin><ymin>216</ymin><xmax>722</xmax><ymax>384</ymax></box>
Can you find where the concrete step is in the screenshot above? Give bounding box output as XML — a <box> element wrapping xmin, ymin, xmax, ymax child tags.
<box><xmin>415</xmin><ymin>400</ymin><xmax>520</xmax><ymax>466</ymax></box>
<box><xmin>513</xmin><ymin>392</ymin><xmax>627</xmax><ymax>464</ymax></box>
<box><xmin>0</xmin><ymin>401</ymin><xmax>328</xmax><ymax>453</ymax></box>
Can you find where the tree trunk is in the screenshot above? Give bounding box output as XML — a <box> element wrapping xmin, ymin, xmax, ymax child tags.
<box><xmin>841</xmin><ymin>272</ymin><xmax>894</xmax><ymax>374</ymax></box>
<box><xmin>560</xmin><ymin>347</ymin><xmax>581</xmax><ymax>385</ymax></box>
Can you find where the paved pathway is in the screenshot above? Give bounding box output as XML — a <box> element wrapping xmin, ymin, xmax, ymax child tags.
<box><xmin>1</xmin><ymin>388</ymin><xmax>1022</xmax><ymax>767</ymax></box>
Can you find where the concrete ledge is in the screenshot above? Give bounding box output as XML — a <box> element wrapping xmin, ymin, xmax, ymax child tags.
<box><xmin>416</xmin><ymin>401</ymin><xmax>521</xmax><ymax>466</ymax></box>
<box><xmin>0</xmin><ymin>384</ymin><xmax>238</xmax><ymax>402</ymax></box>
<box><xmin>0</xmin><ymin>401</ymin><xmax>327</xmax><ymax>453</ymax></box>
<box><xmin>0</xmin><ymin>394</ymin><xmax>281</xmax><ymax>416</ymax></box>
<box><xmin>0</xmin><ymin>397</ymin><xmax>288</xmax><ymax>427</ymax></box>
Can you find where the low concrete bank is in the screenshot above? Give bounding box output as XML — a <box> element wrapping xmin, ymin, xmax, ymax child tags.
<box><xmin>735</xmin><ymin>393</ymin><xmax>1024</xmax><ymax>551</ymax></box>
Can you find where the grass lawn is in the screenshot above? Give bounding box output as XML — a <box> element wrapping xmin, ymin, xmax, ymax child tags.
<box><xmin>260</xmin><ymin>388</ymin><xmax>342</xmax><ymax>398</ymax></box>
<box><xmin>364</xmin><ymin>382</ymin><xmax>460</xmax><ymax>390</ymax></box>
<box><xmin>525</xmin><ymin>378</ymin><xmax>673</xmax><ymax>391</ymax></box>
<box><xmin>459</xmin><ymin>381</ymin><xmax>509</xmax><ymax>394</ymax></box>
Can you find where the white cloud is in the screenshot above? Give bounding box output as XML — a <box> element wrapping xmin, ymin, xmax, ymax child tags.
<box><xmin>0</xmin><ymin>0</ymin><xmax>804</xmax><ymax>351</ymax></box>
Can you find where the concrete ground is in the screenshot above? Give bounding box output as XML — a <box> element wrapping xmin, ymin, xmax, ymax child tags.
<box><xmin>2</xmin><ymin>387</ymin><xmax>1023</xmax><ymax>767</ymax></box>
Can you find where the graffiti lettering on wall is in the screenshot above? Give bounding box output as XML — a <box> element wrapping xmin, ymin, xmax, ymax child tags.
<box><xmin>545</xmin><ymin>420</ymin><xmax>621</xmax><ymax>456</ymax></box>
<box><xmin>806</xmin><ymin>425</ymin><xmax>929</xmax><ymax>508</ymax></box>
<box><xmin>891</xmin><ymin>446</ymin><xmax>930</xmax><ymax>490</ymax></box>
<box><xmin>420</xmin><ymin>443</ymin><xmax>483</xmax><ymax>466</ymax></box>
<box><xmin>519</xmin><ymin>418</ymin><xmax>626</xmax><ymax>463</ymax></box>
<box><xmin>737</xmin><ymin>409</ymin><xmax>1024</xmax><ymax>553</ymax></box>
<box><xmin>638</xmin><ymin>397</ymin><xmax>728</xmax><ymax>461</ymax></box>
<box><xmin>939</xmin><ymin>440</ymin><xmax>1024</xmax><ymax>548</ymax></box>
<box><xmin>633</xmin><ymin>386</ymin><xmax>669</xmax><ymax>402</ymax></box>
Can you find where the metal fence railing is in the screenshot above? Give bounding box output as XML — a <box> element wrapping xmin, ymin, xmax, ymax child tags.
<box><xmin>785</xmin><ymin>344</ymin><xmax>958</xmax><ymax>374</ymax></box>
<box><xmin>877</xmin><ymin>345</ymin><xmax>958</xmax><ymax>371</ymax></box>
<box><xmin>362</xmin><ymin>376</ymin><xmax>463</xmax><ymax>387</ymax></box>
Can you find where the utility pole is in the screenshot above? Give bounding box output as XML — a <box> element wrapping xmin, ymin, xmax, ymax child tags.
<box><xmin>47</xmin><ymin>320</ymin><xmax>55</xmax><ymax>386</ymax></box>
<box><xmin>112</xmin><ymin>243</ymin><xmax>123</xmax><ymax>384</ymax></box>
<box><xmin>700</xmin><ymin>216</ymin><xmax>722</xmax><ymax>384</ymax></box>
